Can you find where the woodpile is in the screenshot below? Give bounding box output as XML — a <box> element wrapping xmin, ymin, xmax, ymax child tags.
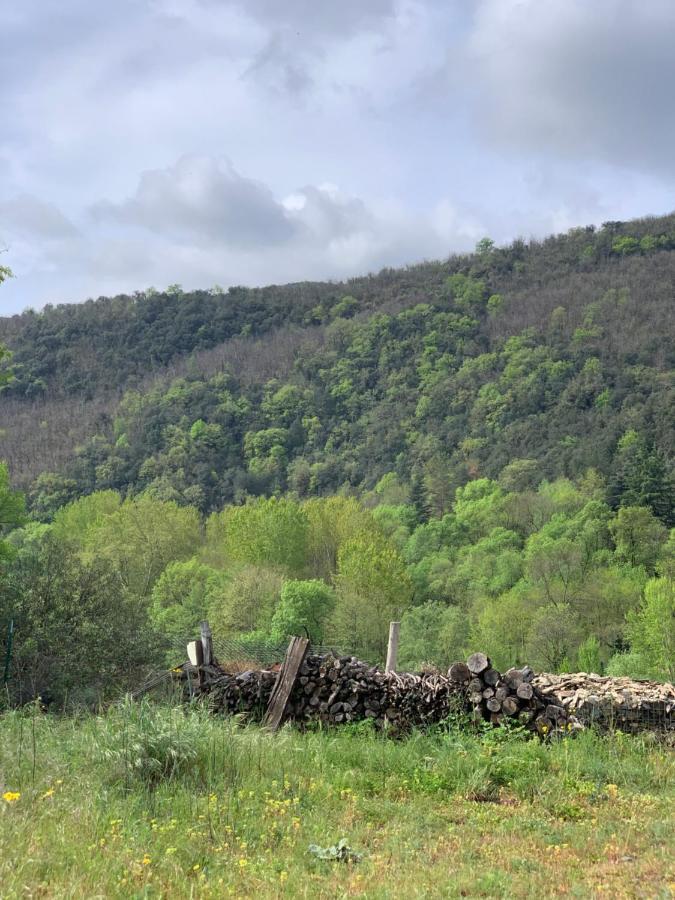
<box><xmin>533</xmin><ymin>672</ymin><xmax>675</xmax><ymax>732</ymax></box>
<box><xmin>187</xmin><ymin>650</ymin><xmax>579</xmax><ymax>738</ymax></box>
<box><xmin>448</xmin><ymin>653</ymin><xmax>580</xmax><ymax>737</ymax></box>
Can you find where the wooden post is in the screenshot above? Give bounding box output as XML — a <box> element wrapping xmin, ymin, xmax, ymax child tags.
<box><xmin>385</xmin><ymin>621</ymin><xmax>400</xmax><ymax>673</ymax></box>
<box><xmin>263</xmin><ymin>636</ymin><xmax>309</xmax><ymax>731</ymax></box>
<box><xmin>200</xmin><ymin>620</ymin><xmax>213</xmax><ymax>667</ymax></box>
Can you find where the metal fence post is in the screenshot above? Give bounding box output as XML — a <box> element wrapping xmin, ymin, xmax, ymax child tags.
<box><xmin>3</xmin><ymin>619</ymin><xmax>14</xmax><ymax>687</ymax></box>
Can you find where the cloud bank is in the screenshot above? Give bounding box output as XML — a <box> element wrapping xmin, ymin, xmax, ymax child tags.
<box><xmin>1</xmin><ymin>0</ymin><xmax>674</xmax><ymax>312</ymax></box>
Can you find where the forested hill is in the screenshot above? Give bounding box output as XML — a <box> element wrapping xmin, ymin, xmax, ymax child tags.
<box><xmin>0</xmin><ymin>212</ymin><xmax>673</xmax><ymax>523</ymax></box>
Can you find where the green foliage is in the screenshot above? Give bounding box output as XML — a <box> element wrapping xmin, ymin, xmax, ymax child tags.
<box><xmin>1</xmin><ymin>527</ymin><xmax>158</xmax><ymax>706</ymax></box>
<box><xmin>269</xmin><ymin>579</ymin><xmax>336</xmax><ymax>644</ymax></box>
<box><xmin>1</xmin><ymin>215</ymin><xmax>675</xmax><ymax>680</ymax></box>
<box><xmin>80</xmin><ymin>496</ymin><xmax>202</xmax><ymax>599</ymax></box>
<box><xmin>609</xmin><ymin>506</ymin><xmax>668</xmax><ymax>572</ymax></box>
<box><xmin>308</xmin><ymin>838</ymin><xmax>363</xmax><ymax>863</ymax></box>
<box><xmin>624</xmin><ymin>577</ymin><xmax>675</xmax><ymax>681</ymax></box>
<box><xmin>332</xmin><ymin>535</ymin><xmax>413</xmax><ymax>659</ymax></box>
<box><xmin>208</xmin><ymin>565</ymin><xmax>284</xmax><ymax>637</ymax></box>
<box><xmin>0</xmin><ymin>463</ymin><xmax>26</xmax><ymax>567</ymax></box>
<box><xmin>206</xmin><ymin>497</ymin><xmax>308</xmax><ymax>575</ymax></box>
<box><xmin>150</xmin><ymin>559</ymin><xmax>227</xmax><ymax>655</ymax></box>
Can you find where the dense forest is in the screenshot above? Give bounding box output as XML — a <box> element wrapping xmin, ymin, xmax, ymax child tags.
<box><xmin>0</xmin><ymin>213</ymin><xmax>673</xmax><ymax>705</ymax></box>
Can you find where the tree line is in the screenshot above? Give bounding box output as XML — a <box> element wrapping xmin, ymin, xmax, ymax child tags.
<box><xmin>1</xmin><ymin>472</ymin><xmax>672</xmax><ymax>707</ymax></box>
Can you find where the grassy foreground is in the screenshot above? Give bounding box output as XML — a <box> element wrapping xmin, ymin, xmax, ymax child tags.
<box><xmin>0</xmin><ymin>701</ymin><xmax>673</xmax><ymax>899</ymax></box>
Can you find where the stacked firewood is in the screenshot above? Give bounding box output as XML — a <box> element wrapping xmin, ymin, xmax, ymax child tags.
<box><xmin>187</xmin><ymin>650</ymin><xmax>578</xmax><ymax>737</ymax></box>
<box><xmin>533</xmin><ymin>672</ymin><xmax>675</xmax><ymax>732</ymax></box>
<box><xmin>285</xmin><ymin>656</ymin><xmax>459</xmax><ymax>731</ymax></box>
<box><xmin>448</xmin><ymin>653</ymin><xmax>579</xmax><ymax>737</ymax></box>
<box><xmin>195</xmin><ymin>664</ymin><xmax>276</xmax><ymax>715</ymax></box>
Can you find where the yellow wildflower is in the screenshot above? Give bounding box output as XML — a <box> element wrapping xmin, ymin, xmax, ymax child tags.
<box><xmin>279</xmin><ymin>871</ymin><xmax>288</xmax><ymax>883</ymax></box>
<box><xmin>2</xmin><ymin>791</ymin><xmax>20</xmax><ymax>804</ymax></box>
<box><xmin>239</xmin><ymin>858</ymin><xmax>248</xmax><ymax>868</ymax></box>
<box><xmin>41</xmin><ymin>788</ymin><xmax>55</xmax><ymax>799</ymax></box>
<box><xmin>141</xmin><ymin>855</ymin><xmax>151</xmax><ymax>866</ymax></box>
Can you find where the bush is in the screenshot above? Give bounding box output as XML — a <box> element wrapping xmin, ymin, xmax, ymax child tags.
<box><xmin>93</xmin><ymin>697</ymin><xmax>205</xmax><ymax>788</ymax></box>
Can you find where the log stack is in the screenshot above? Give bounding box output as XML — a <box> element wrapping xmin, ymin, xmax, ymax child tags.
<box><xmin>448</xmin><ymin>653</ymin><xmax>579</xmax><ymax>737</ymax></box>
<box><xmin>186</xmin><ymin>650</ymin><xmax>578</xmax><ymax>737</ymax></box>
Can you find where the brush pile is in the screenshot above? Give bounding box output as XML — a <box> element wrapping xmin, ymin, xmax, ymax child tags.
<box><xmin>533</xmin><ymin>672</ymin><xmax>675</xmax><ymax>732</ymax></box>
<box><xmin>188</xmin><ymin>650</ymin><xmax>579</xmax><ymax>737</ymax></box>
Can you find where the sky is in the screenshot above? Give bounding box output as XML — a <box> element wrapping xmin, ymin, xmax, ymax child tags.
<box><xmin>2</xmin><ymin>0</ymin><xmax>675</xmax><ymax>315</ymax></box>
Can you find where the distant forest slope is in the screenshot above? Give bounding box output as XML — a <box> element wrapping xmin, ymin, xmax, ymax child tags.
<box><xmin>0</xmin><ymin>213</ymin><xmax>673</xmax><ymax>523</ymax></box>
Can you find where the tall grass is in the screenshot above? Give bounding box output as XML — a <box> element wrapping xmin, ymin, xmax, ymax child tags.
<box><xmin>0</xmin><ymin>702</ymin><xmax>673</xmax><ymax>898</ymax></box>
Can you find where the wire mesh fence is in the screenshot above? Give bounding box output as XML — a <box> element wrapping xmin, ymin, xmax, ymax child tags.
<box><xmin>168</xmin><ymin>633</ymin><xmax>379</xmax><ymax>672</ymax></box>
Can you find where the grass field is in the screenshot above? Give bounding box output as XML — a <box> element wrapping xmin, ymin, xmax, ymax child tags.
<box><xmin>1</xmin><ymin>700</ymin><xmax>673</xmax><ymax>899</ymax></box>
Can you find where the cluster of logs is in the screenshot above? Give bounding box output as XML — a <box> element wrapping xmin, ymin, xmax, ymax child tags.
<box><xmin>187</xmin><ymin>650</ymin><xmax>579</xmax><ymax>737</ymax></box>
<box><xmin>449</xmin><ymin>653</ymin><xmax>580</xmax><ymax>737</ymax></box>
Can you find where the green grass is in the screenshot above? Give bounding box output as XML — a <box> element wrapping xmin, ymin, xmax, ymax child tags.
<box><xmin>1</xmin><ymin>702</ymin><xmax>673</xmax><ymax>898</ymax></box>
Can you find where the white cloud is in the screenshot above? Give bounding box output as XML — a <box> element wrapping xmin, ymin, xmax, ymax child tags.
<box><xmin>0</xmin><ymin>155</ymin><xmax>482</xmax><ymax>311</ymax></box>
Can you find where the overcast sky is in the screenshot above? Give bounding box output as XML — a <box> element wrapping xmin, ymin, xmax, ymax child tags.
<box><xmin>2</xmin><ymin>0</ymin><xmax>675</xmax><ymax>315</ymax></box>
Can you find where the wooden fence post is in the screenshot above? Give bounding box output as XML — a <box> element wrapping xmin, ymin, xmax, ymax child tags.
<box><xmin>385</xmin><ymin>621</ymin><xmax>400</xmax><ymax>674</ymax></box>
<box><xmin>200</xmin><ymin>620</ymin><xmax>213</xmax><ymax>667</ymax></box>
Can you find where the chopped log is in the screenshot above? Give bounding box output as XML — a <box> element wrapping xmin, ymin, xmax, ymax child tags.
<box><xmin>467</xmin><ymin>653</ymin><xmax>490</xmax><ymax>675</ymax></box>
<box><xmin>187</xmin><ymin>649</ymin><xmax>588</xmax><ymax>739</ymax></box>
<box><xmin>448</xmin><ymin>662</ymin><xmax>471</xmax><ymax>683</ymax></box>
<box><xmin>483</xmin><ymin>668</ymin><xmax>500</xmax><ymax>687</ymax></box>
<box><xmin>516</xmin><ymin>682</ymin><xmax>534</xmax><ymax>701</ymax></box>
<box><xmin>502</xmin><ymin>696</ymin><xmax>520</xmax><ymax>716</ymax></box>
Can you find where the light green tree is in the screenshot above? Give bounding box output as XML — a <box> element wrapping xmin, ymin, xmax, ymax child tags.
<box><xmin>150</xmin><ymin>558</ymin><xmax>228</xmax><ymax>652</ymax></box>
<box><xmin>204</xmin><ymin>497</ymin><xmax>308</xmax><ymax>575</ymax></box>
<box><xmin>269</xmin><ymin>579</ymin><xmax>336</xmax><ymax>644</ymax></box>
<box><xmin>86</xmin><ymin>496</ymin><xmax>202</xmax><ymax>598</ymax></box>
<box><xmin>51</xmin><ymin>490</ymin><xmax>122</xmax><ymax>549</ymax></box>
<box><xmin>624</xmin><ymin>577</ymin><xmax>675</xmax><ymax>681</ymax></box>
<box><xmin>208</xmin><ymin>564</ymin><xmax>284</xmax><ymax>636</ymax></box>
<box><xmin>331</xmin><ymin>535</ymin><xmax>413</xmax><ymax>660</ymax></box>
<box><xmin>610</xmin><ymin>506</ymin><xmax>668</xmax><ymax>573</ymax></box>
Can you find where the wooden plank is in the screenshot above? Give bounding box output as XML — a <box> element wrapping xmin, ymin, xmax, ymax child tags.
<box><xmin>385</xmin><ymin>621</ymin><xmax>400</xmax><ymax>673</ymax></box>
<box><xmin>263</xmin><ymin>636</ymin><xmax>309</xmax><ymax>731</ymax></box>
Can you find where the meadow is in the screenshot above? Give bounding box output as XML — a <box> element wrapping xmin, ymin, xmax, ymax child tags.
<box><xmin>1</xmin><ymin>701</ymin><xmax>673</xmax><ymax>899</ymax></box>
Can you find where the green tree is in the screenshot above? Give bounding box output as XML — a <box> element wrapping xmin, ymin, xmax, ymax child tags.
<box><xmin>331</xmin><ymin>535</ymin><xmax>412</xmax><ymax>660</ymax></box>
<box><xmin>51</xmin><ymin>490</ymin><xmax>122</xmax><ymax>549</ymax></box>
<box><xmin>1</xmin><ymin>527</ymin><xmax>158</xmax><ymax>705</ymax></box>
<box><xmin>624</xmin><ymin>577</ymin><xmax>675</xmax><ymax>681</ymax></box>
<box><xmin>86</xmin><ymin>496</ymin><xmax>202</xmax><ymax>599</ymax></box>
<box><xmin>576</xmin><ymin>634</ymin><xmax>602</xmax><ymax>673</ymax></box>
<box><xmin>269</xmin><ymin>579</ymin><xmax>336</xmax><ymax>644</ymax></box>
<box><xmin>610</xmin><ymin>506</ymin><xmax>668</xmax><ymax>573</ymax></box>
<box><xmin>208</xmin><ymin>565</ymin><xmax>284</xmax><ymax>636</ymax></box>
<box><xmin>205</xmin><ymin>497</ymin><xmax>308</xmax><ymax>575</ymax></box>
<box><xmin>150</xmin><ymin>558</ymin><xmax>228</xmax><ymax>656</ymax></box>
<box><xmin>0</xmin><ymin>463</ymin><xmax>26</xmax><ymax>569</ymax></box>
